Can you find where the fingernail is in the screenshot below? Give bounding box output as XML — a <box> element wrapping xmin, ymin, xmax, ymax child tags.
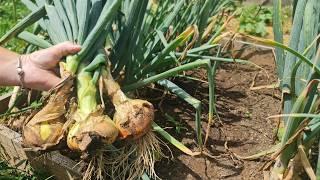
<box><xmin>72</xmin><ymin>44</ymin><xmax>81</xmax><ymax>49</ymax></box>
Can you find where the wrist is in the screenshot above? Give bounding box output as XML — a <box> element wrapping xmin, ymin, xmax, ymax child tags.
<box><xmin>18</xmin><ymin>54</ymin><xmax>60</xmax><ymax>91</ymax></box>
<box><xmin>16</xmin><ymin>56</ymin><xmax>27</xmax><ymax>89</ymax></box>
<box><xmin>1</xmin><ymin>54</ymin><xmax>36</xmax><ymax>89</ymax></box>
<box><xmin>11</xmin><ymin>55</ymin><xmax>29</xmax><ymax>88</ymax></box>
<box><xmin>18</xmin><ymin>54</ymin><xmax>40</xmax><ymax>90</ymax></box>
<box><xmin>0</xmin><ymin>55</ymin><xmax>20</xmax><ymax>87</ymax></box>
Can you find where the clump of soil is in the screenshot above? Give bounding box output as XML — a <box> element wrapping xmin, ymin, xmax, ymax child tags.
<box><xmin>154</xmin><ymin>43</ymin><xmax>281</xmax><ymax>179</ymax></box>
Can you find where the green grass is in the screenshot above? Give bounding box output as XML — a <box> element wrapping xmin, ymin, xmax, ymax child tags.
<box><xmin>0</xmin><ymin>1</ymin><xmax>29</xmax><ymax>96</ymax></box>
<box><xmin>238</xmin><ymin>5</ymin><xmax>273</xmax><ymax>37</ymax></box>
<box><xmin>0</xmin><ymin>87</ymin><xmax>12</xmax><ymax>96</ymax></box>
<box><xmin>0</xmin><ymin>160</ymin><xmax>32</xmax><ymax>180</ymax></box>
<box><xmin>0</xmin><ymin>0</ymin><xmax>29</xmax><ymax>52</ymax></box>
<box><xmin>235</xmin><ymin>4</ymin><xmax>292</xmax><ymax>37</ymax></box>
<box><xmin>0</xmin><ymin>160</ymin><xmax>52</xmax><ymax>180</ymax></box>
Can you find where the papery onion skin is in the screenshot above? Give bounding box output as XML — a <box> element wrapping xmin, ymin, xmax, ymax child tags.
<box><xmin>67</xmin><ymin>111</ymin><xmax>119</xmax><ymax>151</ymax></box>
<box><xmin>23</xmin><ymin>78</ymin><xmax>73</xmax><ymax>150</ymax></box>
<box><xmin>102</xmin><ymin>67</ymin><xmax>155</xmax><ymax>140</ymax></box>
<box><xmin>114</xmin><ymin>99</ymin><xmax>154</xmax><ymax>140</ymax></box>
<box><xmin>67</xmin><ymin>70</ymin><xmax>119</xmax><ymax>152</ymax></box>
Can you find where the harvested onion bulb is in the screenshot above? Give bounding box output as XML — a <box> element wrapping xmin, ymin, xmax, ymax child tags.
<box><xmin>67</xmin><ymin>65</ymin><xmax>118</xmax><ymax>152</ymax></box>
<box><xmin>102</xmin><ymin>67</ymin><xmax>154</xmax><ymax>140</ymax></box>
<box><xmin>23</xmin><ymin>65</ymin><xmax>72</xmax><ymax>150</ymax></box>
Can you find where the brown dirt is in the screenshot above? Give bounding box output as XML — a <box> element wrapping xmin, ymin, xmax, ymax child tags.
<box><xmin>153</xmin><ymin>44</ymin><xmax>281</xmax><ymax>179</ymax></box>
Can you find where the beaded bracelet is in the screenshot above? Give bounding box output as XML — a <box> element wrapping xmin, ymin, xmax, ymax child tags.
<box><xmin>16</xmin><ymin>56</ymin><xmax>26</xmax><ymax>89</ymax></box>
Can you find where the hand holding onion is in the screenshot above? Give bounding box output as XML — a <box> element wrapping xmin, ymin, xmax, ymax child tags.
<box><xmin>23</xmin><ymin>42</ymin><xmax>81</xmax><ymax>149</ymax></box>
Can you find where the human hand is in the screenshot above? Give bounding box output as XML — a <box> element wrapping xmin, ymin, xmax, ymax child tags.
<box><xmin>21</xmin><ymin>42</ymin><xmax>81</xmax><ymax>91</ymax></box>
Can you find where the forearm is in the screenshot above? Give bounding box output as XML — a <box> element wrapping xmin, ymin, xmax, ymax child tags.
<box><xmin>0</xmin><ymin>47</ymin><xmax>20</xmax><ymax>87</ymax></box>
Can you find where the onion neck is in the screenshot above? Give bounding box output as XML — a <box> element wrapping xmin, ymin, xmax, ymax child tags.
<box><xmin>66</xmin><ymin>55</ymin><xmax>80</xmax><ymax>75</ymax></box>
<box><xmin>76</xmin><ymin>70</ymin><xmax>97</xmax><ymax>120</ymax></box>
<box><xmin>102</xmin><ymin>68</ymin><xmax>128</xmax><ymax>106</ymax></box>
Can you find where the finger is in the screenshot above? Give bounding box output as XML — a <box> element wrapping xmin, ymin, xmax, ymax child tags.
<box><xmin>30</xmin><ymin>42</ymin><xmax>81</xmax><ymax>69</ymax></box>
<box><xmin>50</xmin><ymin>41</ymin><xmax>81</xmax><ymax>59</ymax></box>
<box><xmin>35</xmin><ymin>73</ymin><xmax>62</xmax><ymax>91</ymax></box>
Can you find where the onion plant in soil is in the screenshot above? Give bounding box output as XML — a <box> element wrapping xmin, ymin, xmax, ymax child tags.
<box><xmin>237</xmin><ymin>0</ymin><xmax>320</xmax><ymax>179</ymax></box>
<box><xmin>0</xmin><ymin>0</ymin><xmax>251</xmax><ymax>179</ymax></box>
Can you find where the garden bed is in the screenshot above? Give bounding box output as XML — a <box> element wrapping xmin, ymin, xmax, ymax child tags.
<box><xmin>155</xmin><ymin>41</ymin><xmax>281</xmax><ymax>179</ymax></box>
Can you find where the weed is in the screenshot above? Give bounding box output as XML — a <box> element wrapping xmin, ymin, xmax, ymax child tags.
<box><xmin>165</xmin><ymin>114</ymin><xmax>188</xmax><ymax>134</ymax></box>
<box><xmin>0</xmin><ymin>1</ymin><xmax>28</xmax><ymax>52</ymax></box>
<box><xmin>238</xmin><ymin>5</ymin><xmax>273</xmax><ymax>37</ymax></box>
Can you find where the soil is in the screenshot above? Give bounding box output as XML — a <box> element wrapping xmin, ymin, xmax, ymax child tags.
<box><xmin>153</xmin><ymin>43</ymin><xmax>281</xmax><ymax>179</ymax></box>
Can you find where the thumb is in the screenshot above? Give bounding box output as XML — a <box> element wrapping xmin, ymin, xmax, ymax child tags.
<box><xmin>31</xmin><ymin>41</ymin><xmax>82</xmax><ymax>69</ymax></box>
<box><xmin>49</xmin><ymin>41</ymin><xmax>82</xmax><ymax>59</ymax></box>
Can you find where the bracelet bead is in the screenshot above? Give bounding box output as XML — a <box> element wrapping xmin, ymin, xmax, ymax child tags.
<box><xmin>16</xmin><ymin>56</ymin><xmax>26</xmax><ymax>89</ymax></box>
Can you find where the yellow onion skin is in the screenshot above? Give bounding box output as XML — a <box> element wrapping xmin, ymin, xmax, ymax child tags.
<box><xmin>67</xmin><ymin>111</ymin><xmax>119</xmax><ymax>151</ymax></box>
<box><xmin>113</xmin><ymin>99</ymin><xmax>154</xmax><ymax>140</ymax></box>
<box><xmin>102</xmin><ymin>67</ymin><xmax>155</xmax><ymax>140</ymax></box>
<box><xmin>67</xmin><ymin>68</ymin><xmax>120</xmax><ymax>152</ymax></box>
<box><xmin>23</xmin><ymin>78</ymin><xmax>73</xmax><ymax>150</ymax></box>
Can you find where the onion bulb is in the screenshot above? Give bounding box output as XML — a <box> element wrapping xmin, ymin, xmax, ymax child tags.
<box><xmin>102</xmin><ymin>67</ymin><xmax>154</xmax><ymax>140</ymax></box>
<box><xmin>67</xmin><ymin>110</ymin><xmax>118</xmax><ymax>151</ymax></box>
<box><xmin>67</xmin><ymin>68</ymin><xmax>118</xmax><ymax>151</ymax></box>
<box><xmin>23</xmin><ymin>64</ymin><xmax>72</xmax><ymax>150</ymax></box>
